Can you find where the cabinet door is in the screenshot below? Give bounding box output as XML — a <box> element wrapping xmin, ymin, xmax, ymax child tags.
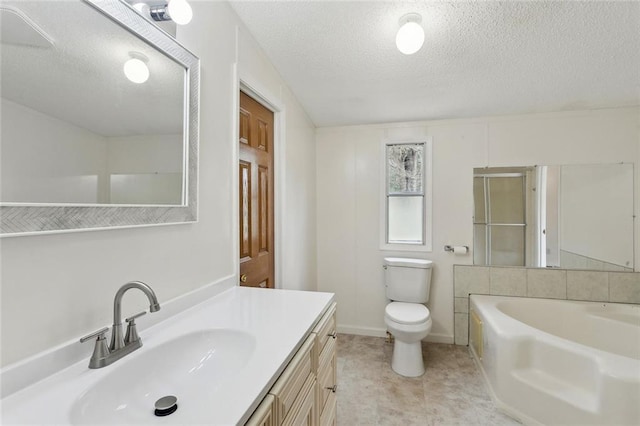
<box><xmin>319</xmin><ymin>393</ymin><xmax>336</xmax><ymax>426</ymax></box>
<box><xmin>246</xmin><ymin>394</ymin><xmax>275</xmax><ymax>426</ymax></box>
<box><xmin>283</xmin><ymin>379</ymin><xmax>316</xmax><ymax>426</ymax></box>
<box><xmin>270</xmin><ymin>334</ymin><xmax>315</xmax><ymax>423</ymax></box>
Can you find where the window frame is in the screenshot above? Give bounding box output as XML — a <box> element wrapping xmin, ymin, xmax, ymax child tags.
<box><xmin>380</xmin><ymin>138</ymin><xmax>433</xmax><ymax>252</ymax></box>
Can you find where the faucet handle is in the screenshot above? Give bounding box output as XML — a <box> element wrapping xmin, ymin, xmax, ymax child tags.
<box><xmin>125</xmin><ymin>311</ymin><xmax>146</xmax><ymax>323</ymax></box>
<box><xmin>124</xmin><ymin>311</ymin><xmax>146</xmax><ymax>345</ymax></box>
<box><xmin>80</xmin><ymin>327</ymin><xmax>110</xmax><ymax>343</ymax></box>
<box><xmin>80</xmin><ymin>327</ymin><xmax>110</xmax><ymax>369</ymax></box>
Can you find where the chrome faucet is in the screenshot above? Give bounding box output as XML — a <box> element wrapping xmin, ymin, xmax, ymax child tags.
<box><xmin>80</xmin><ymin>281</ymin><xmax>161</xmax><ymax>369</ymax></box>
<box><xmin>110</xmin><ymin>281</ymin><xmax>161</xmax><ymax>351</ymax></box>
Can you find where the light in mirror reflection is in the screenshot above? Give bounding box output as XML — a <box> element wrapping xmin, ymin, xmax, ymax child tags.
<box><xmin>123</xmin><ymin>52</ymin><xmax>150</xmax><ymax>84</ymax></box>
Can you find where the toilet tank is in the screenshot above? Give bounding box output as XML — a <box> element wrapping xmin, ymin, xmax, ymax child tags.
<box><xmin>384</xmin><ymin>257</ymin><xmax>433</xmax><ymax>303</ymax></box>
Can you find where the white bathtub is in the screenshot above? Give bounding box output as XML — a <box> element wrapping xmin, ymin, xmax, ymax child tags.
<box><xmin>469</xmin><ymin>295</ymin><xmax>640</xmax><ymax>425</ymax></box>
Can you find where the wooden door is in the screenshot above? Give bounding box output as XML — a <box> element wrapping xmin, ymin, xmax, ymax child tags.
<box><xmin>239</xmin><ymin>91</ymin><xmax>275</xmax><ymax>288</ymax></box>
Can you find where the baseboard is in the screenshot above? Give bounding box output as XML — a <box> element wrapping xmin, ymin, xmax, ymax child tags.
<box><xmin>337</xmin><ymin>324</ymin><xmax>454</xmax><ymax>344</ymax></box>
<box><xmin>337</xmin><ymin>325</ymin><xmax>388</xmax><ymax>337</ymax></box>
<box><xmin>425</xmin><ymin>333</ymin><xmax>455</xmax><ymax>344</ymax></box>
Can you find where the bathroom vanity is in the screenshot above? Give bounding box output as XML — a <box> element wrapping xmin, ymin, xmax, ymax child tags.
<box><xmin>247</xmin><ymin>301</ymin><xmax>337</xmax><ymax>426</ymax></box>
<box><xmin>0</xmin><ymin>285</ymin><xmax>336</xmax><ymax>425</ymax></box>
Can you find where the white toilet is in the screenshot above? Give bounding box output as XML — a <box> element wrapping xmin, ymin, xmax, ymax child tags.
<box><xmin>383</xmin><ymin>257</ymin><xmax>433</xmax><ymax>377</ymax></box>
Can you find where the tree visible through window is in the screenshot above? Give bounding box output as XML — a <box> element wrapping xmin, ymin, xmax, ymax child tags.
<box><xmin>386</xmin><ymin>143</ymin><xmax>425</xmax><ymax>244</ymax></box>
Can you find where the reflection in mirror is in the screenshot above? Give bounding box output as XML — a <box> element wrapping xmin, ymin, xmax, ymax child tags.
<box><xmin>1</xmin><ymin>0</ymin><xmax>185</xmax><ymax>205</ymax></box>
<box><xmin>473</xmin><ymin>164</ymin><xmax>634</xmax><ymax>272</ymax></box>
<box><xmin>0</xmin><ymin>0</ymin><xmax>199</xmax><ymax>236</ymax></box>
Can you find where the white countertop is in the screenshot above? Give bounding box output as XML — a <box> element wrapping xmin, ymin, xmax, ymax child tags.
<box><xmin>1</xmin><ymin>286</ymin><xmax>335</xmax><ymax>425</ymax></box>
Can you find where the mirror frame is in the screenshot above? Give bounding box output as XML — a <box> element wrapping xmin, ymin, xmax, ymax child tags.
<box><xmin>0</xmin><ymin>0</ymin><xmax>199</xmax><ymax>237</ymax></box>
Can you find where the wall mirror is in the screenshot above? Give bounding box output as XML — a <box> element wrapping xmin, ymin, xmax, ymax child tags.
<box><xmin>0</xmin><ymin>0</ymin><xmax>199</xmax><ymax>236</ymax></box>
<box><xmin>473</xmin><ymin>163</ymin><xmax>634</xmax><ymax>271</ymax></box>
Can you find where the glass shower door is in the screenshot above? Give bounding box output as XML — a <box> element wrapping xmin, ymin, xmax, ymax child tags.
<box><xmin>474</xmin><ymin>173</ymin><xmax>526</xmax><ymax>266</ymax></box>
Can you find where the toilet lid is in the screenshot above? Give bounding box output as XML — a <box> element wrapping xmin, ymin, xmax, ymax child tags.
<box><xmin>385</xmin><ymin>302</ymin><xmax>430</xmax><ymax>325</ymax></box>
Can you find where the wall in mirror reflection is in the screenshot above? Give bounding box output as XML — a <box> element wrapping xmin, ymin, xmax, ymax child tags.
<box><xmin>1</xmin><ymin>99</ymin><xmax>183</xmax><ymax>205</ymax></box>
<box><xmin>473</xmin><ymin>163</ymin><xmax>633</xmax><ymax>272</ymax></box>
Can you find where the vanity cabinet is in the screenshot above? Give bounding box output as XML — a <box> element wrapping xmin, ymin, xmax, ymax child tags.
<box><xmin>246</xmin><ymin>303</ymin><xmax>337</xmax><ymax>426</ymax></box>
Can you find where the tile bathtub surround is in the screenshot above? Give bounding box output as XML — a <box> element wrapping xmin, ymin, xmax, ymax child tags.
<box><xmin>526</xmin><ymin>269</ymin><xmax>567</xmax><ymax>299</ymax></box>
<box><xmin>454</xmin><ymin>297</ymin><xmax>469</xmax><ymax>313</ymax></box>
<box><xmin>609</xmin><ymin>272</ymin><xmax>640</xmax><ymax>303</ymax></box>
<box><xmin>336</xmin><ymin>334</ymin><xmax>520</xmax><ymax>426</ymax></box>
<box><xmin>566</xmin><ymin>270</ymin><xmax>609</xmax><ymax>301</ymax></box>
<box><xmin>489</xmin><ymin>268</ymin><xmax>526</xmax><ymax>297</ymax></box>
<box><xmin>454</xmin><ymin>313</ymin><xmax>469</xmax><ymax>346</ymax></box>
<box><xmin>453</xmin><ymin>266</ymin><xmax>490</xmax><ymax>297</ymax></box>
<box><xmin>453</xmin><ymin>265</ymin><xmax>640</xmax><ymax>345</ymax></box>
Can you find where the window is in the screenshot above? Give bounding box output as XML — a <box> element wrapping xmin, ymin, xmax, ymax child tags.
<box><xmin>381</xmin><ymin>139</ymin><xmax>432</xmax><ymax>251</ymax></box>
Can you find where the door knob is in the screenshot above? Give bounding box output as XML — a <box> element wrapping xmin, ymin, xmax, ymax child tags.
<box><xmin>240</xmin><ymin>274</ymin><xmax>247</xmax><ymax>283</ymax></box>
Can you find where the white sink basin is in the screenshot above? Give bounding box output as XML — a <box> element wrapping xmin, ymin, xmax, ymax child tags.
<box><xmin>70</xmin><ymin>329</ymin><xmax>255</xmax><ymax>424</ymax></box>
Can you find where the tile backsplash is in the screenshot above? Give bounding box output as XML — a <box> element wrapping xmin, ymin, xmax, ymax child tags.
<box><xmin>453</xmin><ymin>265</ymin><xmax>640</xmax><ymax>345</ymax></box>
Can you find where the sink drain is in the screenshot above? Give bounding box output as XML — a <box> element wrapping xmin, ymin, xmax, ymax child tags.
<box><xmin>154</xmin><ymin>395</ymin><xmax>178</xmax><ymax>417</ymax></box>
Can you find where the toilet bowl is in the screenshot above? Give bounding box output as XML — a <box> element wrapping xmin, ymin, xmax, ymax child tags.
<box><xmin>383</xmin><ymin>257</ymin><xmax>433</xmax><ymax>377</ymax></box>
<box><xmin>385</xmin><ymin>301</ymin><xmax>432</xmax><ymax>377</ymax></box>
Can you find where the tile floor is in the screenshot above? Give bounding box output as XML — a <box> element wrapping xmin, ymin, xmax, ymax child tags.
<box><xmin>336</xmin><ymin>334</ymin><xmax>521</xmax><ymax>426</ymax></box>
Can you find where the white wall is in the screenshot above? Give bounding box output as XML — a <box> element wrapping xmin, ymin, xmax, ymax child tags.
<box><xmin>316</xmin><ymin>107</ymin><xmax>640</xmax><ymax>342</ymax></box>
<box><xmin>0</xmin><ymin>2</ymin><xmax>317</xmax><ymax>367</ymax></box>
<box><xmin>280</xmin><ymin>86</ymin><xmax>318</xmax><ymax>291</ymax></box>
<box><xmin>1</xmin><ymin>98</ymin><xmax>108</xmax><ymax>203</ymax></box>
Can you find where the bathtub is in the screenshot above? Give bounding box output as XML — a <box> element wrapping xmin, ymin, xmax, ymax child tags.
<box><xmin>469</xmin><ymin>295</ymin><xmax>640</xmax><ymax>425</ymax></box>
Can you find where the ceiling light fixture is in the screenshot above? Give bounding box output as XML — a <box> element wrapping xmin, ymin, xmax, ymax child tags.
<box><xmin>136</xmin><ymin>0</ymin><xmax>193</xmax><ymax>25</ymax></box>
<box><xmin>396</xmin><ymin>13</ymin><xmax>424</xmax><ymax>55</ymax></box>
<box><xmin>123</xmin><ymin>52</ymin><xmax>150</xmax><ymax>84</ymax></box>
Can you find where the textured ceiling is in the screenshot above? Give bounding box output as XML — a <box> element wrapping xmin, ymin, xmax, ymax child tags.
<box><xmin>230</xmin><ymin>1</ymin><xmax>640</xmax><ymax>127</ymax></box>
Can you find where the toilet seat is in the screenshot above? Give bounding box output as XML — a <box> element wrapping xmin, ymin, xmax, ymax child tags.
<box><xmin>385</xmin><ymin>302</ymin><xmax>430</xmax><ymax>325</ymax></box>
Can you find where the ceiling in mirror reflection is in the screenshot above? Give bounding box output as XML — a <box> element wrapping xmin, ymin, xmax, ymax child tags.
<box><xmin>0</xmin><ymin>0</ymin><xmax>189</xmax><ymax>207</ymax></box>
<box><xmin>473</xmin><ymin>163</ymin><xmax>634</xmax><ymax>272</ymax></box>
<box><xmin>0</xmin><ymin>1</ymin><xmax>184</xmax><ymax>137</ymax></box>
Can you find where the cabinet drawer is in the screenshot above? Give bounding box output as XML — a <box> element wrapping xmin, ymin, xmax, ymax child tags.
<box><xmin>318</xmin><ymin>334</ymin><xmax>335</xmax><ymax>374</ymax></box>
<box><xmin>246</xmin><ymin>394</ymin><xmax>275</xmax><ymax>426</ymax></box>
<box><xmin>313</xmin><ymin>303</ymin><xmax>336</xmax><ymax>356</ymax></box>
<box><xmin>270</xmin><ymin>334</ymin><xmax>315</xmax><ymax>422</ymax></box>
<box><xmin>319</xmin><ymin>392</ymin><xmax>336</xmax><ymax>426</ymax></box>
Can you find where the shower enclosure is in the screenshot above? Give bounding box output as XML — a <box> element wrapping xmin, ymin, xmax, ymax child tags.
<box><xmin>473</xmin><ymin>167</ymin><xmax>536</xmax><ymax>266</ymax></box>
